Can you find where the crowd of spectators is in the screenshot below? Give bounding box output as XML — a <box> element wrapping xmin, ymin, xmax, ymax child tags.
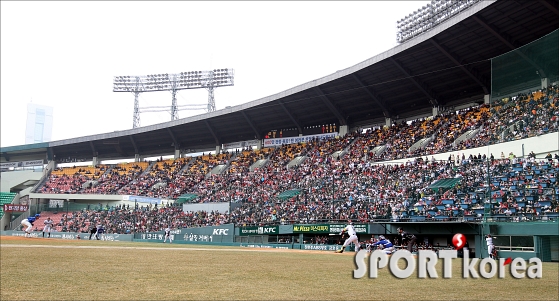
<box><xmin>39</xmin><ymin>204</ymin><xmax>231</xmax><ymax>234</ymax></box>
<box><xmin>42</xmin><ymin>147</ymin><xmax>558</xmax><ymax>233</ymax></box>
<box><xmin>35</xmin><ymin>86</ymin><xmax>559</xmax><ymax>230</ymax></box>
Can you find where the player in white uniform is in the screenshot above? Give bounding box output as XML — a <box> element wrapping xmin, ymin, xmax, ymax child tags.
<box><xmin>43</xmin><ymin>217</ymin><xmax>53</xmax><ymax>238</ymax></box>
<box><xmin>335</xmin><ymin>220</ymin><xmax>361</xmax><ymax>253</ymax></box>
<box><xmin>486</xmin><ymin>234</ymin><xmax>497</xmax><ymax>259</ymax></box>
<box><xmin>95</xmin><ymin>224</ymin><xmax>105</xmax><ymax>240</ymax></box>
<box><xmin>163</xmin><ymin>227</ymin><xmax>173</xmax><ymax>243</ymax></box>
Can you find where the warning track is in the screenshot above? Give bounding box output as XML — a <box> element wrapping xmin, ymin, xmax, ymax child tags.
<box><xmin>0</xmin><ymin>235</ymin><xmax>352</xmax><ymax>255</ymax></box>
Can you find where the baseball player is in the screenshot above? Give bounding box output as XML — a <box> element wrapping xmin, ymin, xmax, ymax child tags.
<box><xmin>370</xmin><ymin>235</ymin><xmax>395</xmax><ymax>254</ymax></box>
<box><xmin>335</xmin><ymin>220</ymin><xmax>361</xmax><ymax>253</ymax></box>
<box><xmin>21</xmin><ymin>214</ymin><xmax>40</xmax><ymax>237</ymax></box>
<box><xmin>43</xmin><ymin>217</ymin><xmax>53</xmax><ymax>238</ymax></box>
<box><xmin>95</xmin><ymin>224</ymin><xmax>105</xmax><ymax>240</ymax></box>
<box><xmin>486</xmin><ymin>234</ymin><xmax>497</xmax><ymax>259</ymax></box>
<box><xmin>163</xmin><ymin>226</ymin><xmax>173</xmax><ymax>243</ymax></box>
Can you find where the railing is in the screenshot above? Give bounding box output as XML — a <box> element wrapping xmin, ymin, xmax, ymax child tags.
<box><xmin>235</xmin><ymin>214</ymin><xmax>558</xmax><ymax>227</ymax></box>
<box><xmin>495</xmin><ymin>246</ymin><xmax>535</xmax><ymax>252</ymax></box>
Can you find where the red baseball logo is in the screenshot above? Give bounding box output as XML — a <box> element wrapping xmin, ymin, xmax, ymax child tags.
<box><xmin>452</xmin><ymin>233</ymin><xmax>466</xmax><ymax>250</ymax></box>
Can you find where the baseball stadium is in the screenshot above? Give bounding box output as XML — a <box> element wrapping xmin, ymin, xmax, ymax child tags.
<box><xmin>1</xmin><ymin>1</ymin><xmax>559</xmax><ymax>300</ymax></box>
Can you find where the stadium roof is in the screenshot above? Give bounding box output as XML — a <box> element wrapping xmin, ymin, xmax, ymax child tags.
<box><xmin>2</xmin><ymin>0</ymin><xmax>558</xmax><ymax>163</ymax></box>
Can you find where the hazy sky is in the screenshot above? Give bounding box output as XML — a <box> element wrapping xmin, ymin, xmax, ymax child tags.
<box><xmin>1</xmin><ymin>1</ymin><xmax>429</xmax><ymax>148</ymax></box>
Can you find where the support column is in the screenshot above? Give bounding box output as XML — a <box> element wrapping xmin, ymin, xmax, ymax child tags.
<box><xmin>215</xmin><ymin>145</ymin><xmax>221</xmax><ymax>154</ymax></box>
<box><xmin>256</xmin><ymin>140</ymin><xmax>262</xmax><ymax>150</ymax></box>
<box><xmin>385</xmin><ymin>117</ymin><xmax>392</xmax><ymax>128</ymax></box>
<box><xmin>92</xmin><ymin>157</ymin><xmax>98</xmax><ymax>166</ymax></box>
<box><xmin>432</xmin><ymin>107</ymin><xmax>439</xmax><ymax>117</ymax></box>
<box><xmin>338</xmin><ymin>125</ymin><xmax>348</xmax><ymax>137</ymax></box>
<box><xmin>134</xmin><ymin>154</ymin><xmax>141</xmax><ymax>162</ymax></box>
<box><xmin>541</xmin><ymin>78</ymin><xmax>548</xmax><ymax>89</ymax></box>
<box><xmin>484</xmin><ymin>94</ymin><xmax>490</xmax><ymax>105</ymax></box>
<box><xmin>174</xmin><ymin>149</ymin><xmax>180</xmax><ymax>159</ymax></box>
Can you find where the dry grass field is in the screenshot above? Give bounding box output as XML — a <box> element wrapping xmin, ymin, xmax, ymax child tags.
<box><xmin>1</xmin><ymin>235</ymin><xmax>558</xmax><ymax>301</ymax></box>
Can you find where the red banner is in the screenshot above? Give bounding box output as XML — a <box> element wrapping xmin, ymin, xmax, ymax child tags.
<box><xmin>3</xmin><ymin>204</ymin><xmax>29</xmax><ymax>212</ymax></box>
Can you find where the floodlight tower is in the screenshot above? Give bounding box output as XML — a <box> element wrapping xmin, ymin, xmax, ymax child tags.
<box><xmin>199</xmin><ymin>69</ymin><xmax>235</xmax><ymax>112</ymax></box>
<box><xmin>113</xmin><ymin>76</ymin><xmax>145</xmax><ymax>128</ymax></box>
<box><xmin>205</xmin><ymin>71</ymin><xmax>217</xmax><ymax>112</ymax></box>
<box><xmin>113</xmin><ymin>69</ymin><xmax>234</xmax><ymax>128</ymax></box>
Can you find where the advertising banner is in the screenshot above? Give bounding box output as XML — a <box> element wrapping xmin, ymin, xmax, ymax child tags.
<box><xmin>138</xmin><ymin>224</ymin><xmax>235</xmax><ymax>243</ymax></box>
<box><xmin>222</xmin><ymin>139</ymin><xmax>259</xmax><ymax>150</ymax></box>
<box><xmin>0</xmin><ymin>162</ymin><xmax>19</xmax><ymax>169</ymax></box>
<box><xmin>292</xmin><ymin>224</ymin><xmax>330</xmax><ymax>233</ymax></box>
<box><xmin>329</xmin><ymin>223</ymin><xmax>367</xmax><ymax>234</ymax></box>
<box><xmin>240</xmin><ymin>243</ymin><xmax>291</xmax><ymax>249</ymax></box>
<box><xmin>126</xmin><ymin>196</ymin><xmax>165</xmax><ymax>205</ymax></box>
<box><xmin>263</xmin><ymin>132</ymin><xmax>338</xmax><ymax>147</ymax></box>
<box><xmin>3</xmin><ymin>204</ymin><xmax>29</xmax><ymax>212</ymax></box>
<box><xmin>292</xmin><ymin>223</ymin><xmax>368</xmax><ymax>234</ymax></box>
<box><xmin>22</xmin><ymin>160</ymin><xmax>44</xmax><ymax>167</ymax></box>
<box><xmin>8</xmin><ymin>231</ymin><xmax>132</xmax><ymax>241</ymax></box>
<box><xmin>301</xmin><ymin>244</ymin><xmax>339</xmax><ymax>251</ymax></box>
<box><xmin>239</xmin><ymin>226</ymin><xmax>279</xmax><ymax>236</ymax></box>
<box><xmin>0</xmin><ymin>160</ymin><xmax>43</xmax><ymax>169</ymax></box>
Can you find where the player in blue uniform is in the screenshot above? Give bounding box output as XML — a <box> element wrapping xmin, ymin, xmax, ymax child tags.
<box><xmin>21</xmin><ymin>214</ymin><xmax>40</xmax><ymax>237</ymax></box>
<box><xmin>370</xmin><ymin>235</ymin><xmax>395</xmax><ymax>254</ymax></box>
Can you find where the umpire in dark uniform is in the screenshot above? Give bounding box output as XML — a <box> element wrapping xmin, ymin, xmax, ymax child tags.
<box><xmin>89</xmin><ymin>226</ymin><xmax>97</xmax><ymax>240</ymax></box>
<box><xmin>397</xmin><ymin>227</ymin><xmax>417</xmax><ymax>252</ymax></box>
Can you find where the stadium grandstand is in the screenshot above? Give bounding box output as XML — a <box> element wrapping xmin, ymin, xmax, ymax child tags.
<box><xmin>1</xmin><ymin>0</ymin><xmax>558</xmax><ymax>260</ymax></box>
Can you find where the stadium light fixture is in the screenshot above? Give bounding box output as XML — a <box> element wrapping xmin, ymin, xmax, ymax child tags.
<box><xmin>396</xmin><ymin>0</ymin><xmax>480</xmax><ymax>44</ymax></box>
<box><xmin>396</xmin><ymin>0</ymin><xmax>481</xmax><ymax>43</ymax></box>
<box><xmin>113</xmin><ymin>68</ymin><xmax>235</xmax><ymax>128</ymax></box>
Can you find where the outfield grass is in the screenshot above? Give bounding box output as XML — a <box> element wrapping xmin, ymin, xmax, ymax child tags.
<box><xmin>1</xmin><ymin>237</ymin><xmax>558</xmax><ymax>300</ymax></box>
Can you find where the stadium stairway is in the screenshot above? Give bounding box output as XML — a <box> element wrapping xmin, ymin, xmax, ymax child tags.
<box><xmin>250</xmin><ymin>159</ymin><xmax>268</xmax><ymax>172</ymax></box>
<box><xmin>207</xmin><ymin>164</ymin><xmax>229</xmax><ymax>177</ymax></box>
<box><xmin>179</xmin><ymin>157</ymin><xmax>197</xmax><ymax>173</ymax></box>
<box><xmin>408</xmin><ymin>135</ymin><xmax>435</xmax><ymax>153</ymax></box>
<box><xmin>0</xmin><ymin>192</ymin><xmax>17</xmax><ymax>219</ymax></box>
<box><xmin>453</xmin><ymin>127</ymin><xmax>481</xmax><ymax>147</ymax></box>
<box><xmin>370</xmin><ymin>145</ymin><xmax>387</xmax><ymax>157</ymax></box>
<box><xmin>331</xmin><ymin>150</ymin><xmax>347</xmax><ymax>159</ymax></box>
<box><xmin>287</xmin><ymin>156</ymin><xmax>307</xmax><ymax>169</ymax></box>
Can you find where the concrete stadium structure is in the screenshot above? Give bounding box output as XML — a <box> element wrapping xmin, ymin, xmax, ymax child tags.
<box><xmin>1</xmin><ymin>0</ymin><xmax>558</xmax><ymax>260</ymax></box>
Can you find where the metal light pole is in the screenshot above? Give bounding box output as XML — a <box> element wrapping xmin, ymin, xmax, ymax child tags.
<box><xmin>134</xmin><ymin>199</ymin><xmax>137</xmax><ymax>236</ymax></box>
<box><xmin>113</xmin><ymin>69</ymin><xmax>235</xmax><ymax>128</ymax></box>
<box><xmin>331</xmin><ymin>175</ymin><xmax>335</xmax><ymax>222</ymax></box>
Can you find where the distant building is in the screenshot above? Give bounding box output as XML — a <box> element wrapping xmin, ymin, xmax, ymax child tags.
<box><xmin>25</xmin><ymin>103</ymin><xmax>53</xmax><ymax>144</ymax></box>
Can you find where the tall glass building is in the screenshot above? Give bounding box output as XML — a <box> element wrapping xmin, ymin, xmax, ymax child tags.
<box><xmin>25</xmin><ymin>103</ymin><xmax>53</xmax><ymax>144</ymax></box>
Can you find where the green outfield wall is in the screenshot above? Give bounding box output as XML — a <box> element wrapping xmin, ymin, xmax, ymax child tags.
<box><xmin>3</xmin><ymin>220</ymin><xmax>556</xmax><ymax>261</ymax></box>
